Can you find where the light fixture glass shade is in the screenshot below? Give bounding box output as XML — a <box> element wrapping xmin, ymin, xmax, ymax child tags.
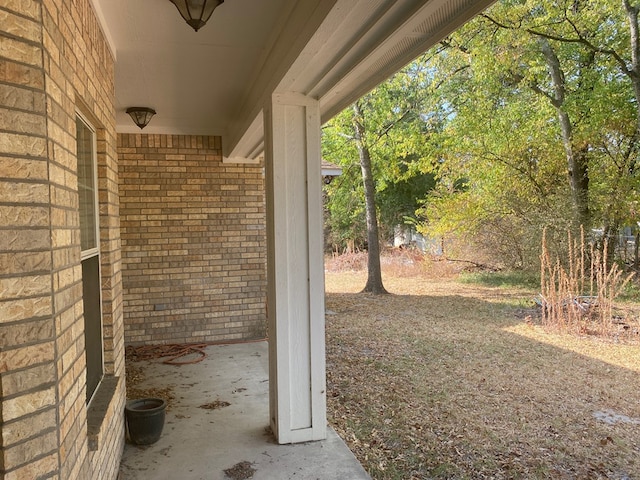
<box><xmin>169</xmin><ymin>0</ymin><xmax>224</xmax><ymax>32</ymax></box>
<box><xmin>126</xmin><ymin>107</ymin><xmax>156</xmax><ymax>129</ymax></box>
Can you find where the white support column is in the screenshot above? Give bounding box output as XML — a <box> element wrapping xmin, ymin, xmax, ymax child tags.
<box><xmin>264</xmin><ymin>92</ymin><xmax>327</xmax><ymax>444</ymax></box>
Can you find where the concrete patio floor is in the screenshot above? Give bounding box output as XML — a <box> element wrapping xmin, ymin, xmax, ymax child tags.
<box><xmin>118</xmin><ymin>340</ymin><xmax>370</xmax><ymax>480</ymax></box>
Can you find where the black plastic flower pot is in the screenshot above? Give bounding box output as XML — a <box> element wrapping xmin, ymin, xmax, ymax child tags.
<box><xmin>125</xmin><ymin>398</ymin><xmax>167</xmax><ymax>445</ymax></box>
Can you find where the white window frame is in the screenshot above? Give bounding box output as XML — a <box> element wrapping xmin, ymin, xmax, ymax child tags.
<box><xmin>76</xmin><ymin>111</ymin><xmax>105</xmax><ymax>404</ymax></box>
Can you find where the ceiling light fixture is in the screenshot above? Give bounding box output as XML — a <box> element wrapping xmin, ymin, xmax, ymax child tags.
<box><xmin>126</xmin><ymin>107</ymin><xmax>156</xmax><ymax>129</ymax></box>
<box><xmin>169</xmin><ymin>0</ymin><xmax>224</xmax><ymax>32</ymax></box>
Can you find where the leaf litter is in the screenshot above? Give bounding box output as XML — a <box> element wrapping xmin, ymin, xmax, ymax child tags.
<box><xmin>125</xmin><ymin>361</ymin><xmax>176</xmax><ymax>410</ymax></box>
<box><xmin>325</xmin><ymin>254</ymin><xmax>640</xmax><ymax>479</ymax></box>
<box><xmin>199</xmin><ymin>400</ymin><xmax>231</xmax><ymax>410</ymax></box>
<box><xmin>224</xmin><ymin>460</ymin><xmax>255</xmax><ymax>479</ymax></box>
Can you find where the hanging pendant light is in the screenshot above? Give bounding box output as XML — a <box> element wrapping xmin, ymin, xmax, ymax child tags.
<box><xmin>169</xmin><ymin>0</ymin><xmax>224</xmax><ymax>32</ymax></box>
<box><xmin>126</xmin><ymin>107</ymin><xmax>156</xmax><ymax>129</ymax></box>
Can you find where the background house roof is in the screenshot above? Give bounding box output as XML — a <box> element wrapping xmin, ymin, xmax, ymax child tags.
<box><xmin>321</xmin><ymin>160</ymin><xmax>343</xmax><ymax>178</ymax></box>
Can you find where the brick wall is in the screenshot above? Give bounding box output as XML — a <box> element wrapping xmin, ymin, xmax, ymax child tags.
<box><xmin>0</xmin><ymin>1</ymin><xmax>56</xmax><ymax>477</ymax></box>
<box><xmin>118</xmin><ymin>134</ymin><xmax>267</xmax><ymax>345</ymax></box>
<box><xmin>0</xmin><ymin>0</ymin><xmax>125</xmax><ymax>479</ymax></box>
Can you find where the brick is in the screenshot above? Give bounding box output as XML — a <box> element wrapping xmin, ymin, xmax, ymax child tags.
<box><xmin>0</xmin><ymin>107</ymin><xmax>47</xmax><ymax>135</ymax></box>
<box><xmin>1</xmin><ymin>362</ymin><xmax>56</xmax><ymax>396</ymax></box>
<box><xmin>119</xmin><ymin>134</ymin><xmax>267</xmax><ymax>346</ymax></box>
<box><xmin>0</xmin><ymin>180</ymin><xmax>49</xmax><ymax>204</ymax></box>
<box><xmin>0</xmin><ymin>228</ymin><xmax>50</xmax><ymax>252</ymax></box>
<box><xmin>2</xmin><ymin>386</ymin><xmax>56</xmax><ymax>422</ymax></box>
<box><xmin>3</xmin><ymin>452</ymin><xmax>58</xmax><ymax>480</ymax></box>
<box><xmin>1</xmin><ymin>0</ymin><xmax>123</xmax><ymax>477</ymax></box>
<box><xmin>0</xmin><ymin>35</ymin><xmax>43</xmax><ymax>67</ymax></box>
<box><xmin>0</xmin><ymin>341</ymin><xmax>55</xmax><ymax>371</ymax></box>
<box><xmin>0</xmin><ymin>84</ymin><xmax>46</xmax><ymax>112</ymax></box>
<box><xmin>52</xmin><ymin>282</ymin><xmax>81</xmax><ymax>314</ymax></box>
<box><xmin>0</xmin><ymin>274</ymin><xmax>50</xmax><ymax>299</ymax></box>
<box><xmin>0</xmin><ymin>132</ymin><xmax>47</xmax><ymax>158</ymax></box>
<box><xmin>2</xmin><ymin>0</ymin><xmax>42</xmax><ymax>21</ymax></box>
<box><xmin>2</xmin><ymin>407</ymin><xmax>57</xmax><ymax>446</ymax></box>
<box><xmin>0</xmin><ymin>295</ymin><xmax>52</xmax><ymax>324</ymax></box>
<box><xmin>0</xmin><ymin>205</ymin><xmax>49</xmax><ymax>228</ymax></box>
<box><xmin>0</xmin><ymin>181</ymin><xmax>49</xmax><ymax>204</ymax></box>
<box><xmin>3</xmin><ymin>429</ymin><xmax>58</xmax><ymax>469</ymax></box>
<box><xmin>1</xmin><ymin>316</ymin><xmax>53</xmax><ymax>348</ymax></box>
<box><xmin>0</xmin><ymin>9</ymin><xmax>42</xmax><ymax>43</ymax></box>
<box><xmin>0</xmin><ymin>250</ymin><xmax>51</xmax><ymax>275</ymax></box>
<box><xmin>0</xmin><ymin>156</ymin><xmax>48</xmax><ymax>180</ymax></box>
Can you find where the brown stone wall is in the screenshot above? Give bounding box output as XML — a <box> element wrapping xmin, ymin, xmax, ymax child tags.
<box><xmin>0</xmin><ymin>0</ymin><xmax>124</xmax><ymax>479</ymax></box>
<box><xmin>118</xmin><ymin>134</ymin><xmax>267</xmax><ymax>345</ymax></box>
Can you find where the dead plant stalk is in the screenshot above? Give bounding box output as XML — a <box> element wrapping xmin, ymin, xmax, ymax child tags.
<box><xmin>540</xmin><ymin>227</ymin><xmax>634</xmax><ymax>335</ymax></box>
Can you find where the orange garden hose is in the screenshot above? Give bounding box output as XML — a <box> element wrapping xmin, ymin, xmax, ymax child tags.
<box><xmin>125</xmin><ymin>337</ymin><xmax>266</xmax><ymax>365</ymax></box>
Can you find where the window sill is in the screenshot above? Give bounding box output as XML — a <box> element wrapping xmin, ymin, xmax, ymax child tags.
<box><xmin>87</xmin><ymin>375</ymin><xmax>120</xmax><ymax>451</ymax></box>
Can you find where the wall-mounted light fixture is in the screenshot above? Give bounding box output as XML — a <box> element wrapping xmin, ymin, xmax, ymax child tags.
<box><xmin>126</xmin><ymin>107</ymin><xmax>156</xmax><ymax>129</ymax></box>
<box><xmin>169</xmin><ymin>0</ymin><xmax>224</xmax><ymax>32</ymax></box>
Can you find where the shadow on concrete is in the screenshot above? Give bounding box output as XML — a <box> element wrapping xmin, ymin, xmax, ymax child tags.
<box><xmin>119</xmin><ymin>341</ymin><xmax>370</xmax><ymax>480</ymax></box>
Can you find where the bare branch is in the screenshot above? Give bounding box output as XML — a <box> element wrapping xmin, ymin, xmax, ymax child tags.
<box><xmin>373</xmin><ymin>108</ymin><xmax>415</xmax><ymax>146</ymax></box>
<box><xmin>433</xmin><ymin>65</ymin><xmax>471</xmax><ymax>91</ymax></box>
<box><xmin>482</xmin><ymin>11</ymin><xmax>632</xmax><ymax>77</ymax></box>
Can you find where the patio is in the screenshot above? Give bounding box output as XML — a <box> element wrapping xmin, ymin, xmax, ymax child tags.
<box><xmin>118</xmin><ymin>341</ymin><xmax>370</xmax><ymax>479</ymax></box>
<box><xmin>1</xmin><ymin>2</ymin><xmax>498</xmax><ymax>477</ymax></box>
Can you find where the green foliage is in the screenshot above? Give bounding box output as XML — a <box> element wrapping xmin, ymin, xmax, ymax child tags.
<box><xmin>324</xmin><ymin>0</ymin><xmax>640</xmax><ymax>270</ymax></box>
<box><xmin>618</xmin><ymin>279</ymin><xmax>640</xmax><ymax>302</ymax></box>
<box><xmin>459</xmin><ymin>270</ymin><xmax>540</xmax><ymax>290</ymax></box>
<box><xmin>322</xmin><ymin>59</ymin><xmax>438</xmax><ymax>251</ymax></box>
<box><xmin>415</xmin><ymin>0</ymin><xmax>640</xmax><ymax>269</ymax></box>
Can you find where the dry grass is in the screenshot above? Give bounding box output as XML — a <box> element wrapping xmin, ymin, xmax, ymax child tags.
<box><xmin>325</xmin><ymin>253</ymin><xmax>640</xmax><ymax>479</ymax></box>
<box><xmin>540</xmin><ymin>229</ymin><xmax>635</xmax><ymax>336</ymax></box>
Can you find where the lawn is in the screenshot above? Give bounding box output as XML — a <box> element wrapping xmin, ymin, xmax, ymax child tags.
<box><xmin>324</xmin><ymin>254</ymin><xmax>640</xmax><ymax>479</ymax></box>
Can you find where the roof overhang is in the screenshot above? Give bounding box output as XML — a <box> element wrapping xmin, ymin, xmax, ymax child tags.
<box><xmin>90</xmin><ymin>0</ymin><xmax>495</xmax><ymax>157</ymax></box>
<box><xmin>321</xmin><ymin>160</ymin><xmax>343</xmax><ymax>178</ymax></box>
<box><xmin>227</xmin><ymin>0</ymin><xmax>495</xmax><ymax>159</ymax></box>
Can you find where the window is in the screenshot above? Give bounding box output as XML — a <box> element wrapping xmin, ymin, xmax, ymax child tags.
<box><xmin>76</xmin><ymin>114</ymin><xmax>104</xmax><ymax>403</ymax></box>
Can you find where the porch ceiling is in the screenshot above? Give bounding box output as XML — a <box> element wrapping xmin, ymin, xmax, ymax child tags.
<box><xmin>91</xmin><ymin>0</ymin><xmax>494</xmax><ymax>156</ymax></box>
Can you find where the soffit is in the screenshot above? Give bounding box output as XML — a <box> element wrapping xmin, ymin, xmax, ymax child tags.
<box><xmin>91</xmin><ymin>0</ymin><xmax>302</xmax><ymax>135</ymax></box>
<box><xmin>228</xmin><ymin>0</ymin><xmax>496</xmax><ymax>158</ymax></box>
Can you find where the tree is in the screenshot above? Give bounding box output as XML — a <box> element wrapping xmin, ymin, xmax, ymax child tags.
<box><xmin>353</xmin><ymin>101</ymin><xmax>388</xmax><ymax>294</ymax></box>
<box><xmin>322</xmin><ymin>58</ymin><xmax>437</xmax><ymax>292</ymax></box>
<box><xmin>416</xmin><ymin>0</ymin><xmax>640</xmax><ymax>268</ymax></box>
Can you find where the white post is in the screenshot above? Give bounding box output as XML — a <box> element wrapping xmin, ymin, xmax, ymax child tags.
<box><xmin>264</xmin><ymin>92</ymin><xmax>327</xmax><ymax>444</ymax></box>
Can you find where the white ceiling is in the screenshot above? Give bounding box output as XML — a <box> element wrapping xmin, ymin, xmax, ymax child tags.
<box><xmin>92</xmin><ymin>0</ymin><xmax>298</xmax><ymax>136</ymax></box>
<box><xmin>91</xmin><ymin>0</ymin><xmax>495</xmax><ymax>155</ymax></box>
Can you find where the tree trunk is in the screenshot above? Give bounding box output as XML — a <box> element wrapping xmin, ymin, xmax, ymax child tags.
<box><xmin>602</xmin><ymin>221</ymin><xmax>620</xmax><ymax>266</ymax></box>
<box><xmin>539</xmin><ymin>37</ymin><xmax>590</xmax><ymax>229</ymax></box>
<box><xmin>622</xmin><ymin>0</ymin><xmax>640</xmax><ymax>175</ymax></box>
<box><xmin>558</xmin><ymin>110</ymin><xmax>590</xmax><ymax>228</ymax></box>
<box><xmin>353</xmin><ymin>102</ymin><xmax>388</xmax><ymax>294</ymax></box>
<box><xmin>624</xmin><ymin>0</ymin><xmax>640</xmax><ymax>133</ymax></box>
